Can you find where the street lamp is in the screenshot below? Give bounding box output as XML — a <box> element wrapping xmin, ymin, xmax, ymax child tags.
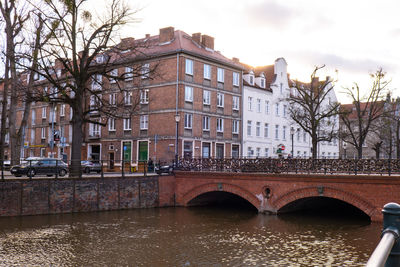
<box><xmin>290</xmin><ymin>127</ymin><xmax>295</xmax><ymax>158</ymax></box>
<box><xmin>174</xmin><ymin>113</ymin><xmax>181</xmax><ymax>166</ymax></box>
<box><xmin>343</xmin><ymin>141</ymin><xmax>347</xmax><ymax>159</ymax></box>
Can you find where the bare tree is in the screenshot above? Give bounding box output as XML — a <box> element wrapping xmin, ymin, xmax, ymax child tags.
<box><xmin>0</xmin><ymin>0</ymin><xmax>31</xmax><ymax>165</ymax></box>
<box><xmin>287</xmin><ymin>65</ymin><xmax>340</xmax><ymax>159</ymax></box>
<box><xmin>340</xmin><ymin>68</ymin><xmax>390</xmax><ymax>159</ymax></box>
<box><xmin>27</xmin><ymin>0</ymin><xmax>157</xmax><ymax>176</ymax></box>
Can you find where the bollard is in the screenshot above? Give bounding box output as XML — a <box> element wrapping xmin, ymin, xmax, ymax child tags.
<box><xmin>383</xmin><ymin>203</ymin><xmax>400</xmax><ymax>267</ymax></box>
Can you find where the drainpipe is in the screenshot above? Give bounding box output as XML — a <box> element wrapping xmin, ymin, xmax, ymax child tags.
<box><xmin>175</xmin><ymin>53</ymin><xmax>179</xmax><ymax>165</ymax></box>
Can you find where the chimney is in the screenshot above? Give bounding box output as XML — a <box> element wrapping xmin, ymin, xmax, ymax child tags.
<box><xmin>192</xmin><ymin>33</ymin><xmax>202</xmax><ymax>44</ymax></box>
<box><xmin>232</xmin><ymin>57</ymin><xmax>240</xmax><ymax>63</ymax></box>
<box><xmin>120</xmin><ymin>37</ymin><xmax>135</xmax><ymax>50</ymax></box>
<box><xmin>201</xmin><ymin>34</ymin><xmax>214</xmax><ymax>50</ymax></box>
<box><xmin>159</xmin><ymin>27</ymin><xmax>174</xmax><ymax>43</ymax></box>
<box><xmin>145</xmin><ymin>34</ymin><xmax>150</xmax><ymax>39</ymax></box>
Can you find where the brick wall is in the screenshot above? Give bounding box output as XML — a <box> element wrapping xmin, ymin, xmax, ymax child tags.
<box><xmin>0</xmin><ymin>175</ymin><xmax>175</xmax><ymax>217</ymax></box>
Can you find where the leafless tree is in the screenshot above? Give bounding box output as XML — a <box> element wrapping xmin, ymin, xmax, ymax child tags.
<box><xmin>26</xmin><ymin>0</ymin><xmax>158</xmax><ymax>176</ymax></box>
<box><xmin>340</xmin><ymin>68</ymin><xmax>390</xmax><ymax>159</ymax></box>
<box><xmin>287</xmin><ymin>65</ymin><xmax>340</xmax><ymax>159</ymax></box>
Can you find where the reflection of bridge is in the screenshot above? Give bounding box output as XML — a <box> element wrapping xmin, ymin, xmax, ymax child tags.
<box><xmin>171</xmin><ymin>167</ymin><xmax>400</xmax><ymax>221</ymax></box>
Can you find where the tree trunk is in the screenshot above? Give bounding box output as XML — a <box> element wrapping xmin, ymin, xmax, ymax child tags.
<box><xmin>312</xmin><ymin>138</ymin><xmax>318</xmax><ymax>159</ymax></box>
<box><xmin>357</xmin><ymin>146</ymin><xmax>363</xmax><ymax>159</ymax></box>
<box><xmin>70</xmin><ymin>105</ymin><xmax>83</xmax><ymax>177</ymax></box>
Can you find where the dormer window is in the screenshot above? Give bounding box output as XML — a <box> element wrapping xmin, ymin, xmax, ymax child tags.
<box><xmin>249</xmin><ymin>75</ymin><xmax>254</xmax><ymax>85</ymax></box>
<box><xmin>260</xmin><ymin>78</ymin><xmax>265</xmax><ymax>88</ymax></box>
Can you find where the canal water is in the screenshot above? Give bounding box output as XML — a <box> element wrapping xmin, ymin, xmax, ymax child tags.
<box><xmin>0</xmin><ymin>204</ymin><xmax>381</xmax><ymax>266</ymax></box>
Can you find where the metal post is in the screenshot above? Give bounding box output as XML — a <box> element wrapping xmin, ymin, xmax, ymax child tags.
<box><xmin>367</xmin><ymin>203</ymin><xmax>400</xmax><ymax>267</ymax></box>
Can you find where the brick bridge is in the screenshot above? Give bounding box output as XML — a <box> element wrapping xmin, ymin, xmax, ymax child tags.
<box><xmin>170</xmin><ymin>171</ymin><xmax>400</xmax><ymax>221</ymax></box>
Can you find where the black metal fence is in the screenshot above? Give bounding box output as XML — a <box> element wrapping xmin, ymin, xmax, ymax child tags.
<box><xmin>176</xmin><ymin>158</ymin><xmax>400</xmax><ymax>176</ymax></box>
<box><xmin>2</xmin><ymin>157</ymin><xmax>400</xmax><ymax>180</ymax></box>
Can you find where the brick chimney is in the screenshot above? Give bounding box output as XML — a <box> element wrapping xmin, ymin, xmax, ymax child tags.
<box><xmin>120</xmin><ymin>37</ymin><xmax>135</xmax><ymax>50</ymax></box>
<box><xmin>192</xmin><ymin>33</ymin><xmax>202</xmax><ymax>44</ymax></box>
<box><xmin>201</xmin><ymin>35</ymin><xmax>214</xmax><ymax>50</ymax></box>
<box><xmin>232</xmin><ymin>57</ymin><xmax>240</xmax><ymax>63</ymax></box>
<box><xmin>145</xmin><ymin>34</ymin><xmax>150</xmax><ymax>38</ymax></box>
<box><xmin>159</xmin><ymin>27</ymin><xmax>174</xmax><ymax>43</ymax></box>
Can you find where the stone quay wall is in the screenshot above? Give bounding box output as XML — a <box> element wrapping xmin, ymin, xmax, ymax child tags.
<box><xmin>0</xmin><ymin>175</ymin><xmax>176</xmax><ymax>217</ymax></box>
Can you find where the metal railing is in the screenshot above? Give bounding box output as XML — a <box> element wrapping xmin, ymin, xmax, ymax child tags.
<box><xmin>176</xmin><ymin>158</ymin><xmax>400</xmax><ymax>175</ymax></box>
<box><xmin>367</xmin><ymin>203</ymin><xmax>400</xmax><ymax>267</ymax></box>
<box><xmin>0</xmin><ymin>158</ymin><xmax>168</xmax><ymax>180</ymax></box>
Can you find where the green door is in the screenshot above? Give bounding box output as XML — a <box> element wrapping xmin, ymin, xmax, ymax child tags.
<box><xmin>138</xmin><ymin>141</ymin><xmax>148</xmax><ymax>161</ymax></box>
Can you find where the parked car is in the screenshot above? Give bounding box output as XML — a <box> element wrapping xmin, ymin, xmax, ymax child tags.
<box><xmin>10</xmin><ymin>158</ymin><xmax>68</xmax><ymax>177</ymax></box>
<box><xmin>155</xmin><ymin>164</ymin><xmax>173</xmax><ymax>175</ymax></box>
<box><xmin>81</xmin><ymin>160</ymin><xmax>102</xmax><ymax>174</ymax></box>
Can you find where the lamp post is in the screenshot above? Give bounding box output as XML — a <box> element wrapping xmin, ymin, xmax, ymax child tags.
<box><xmin>290</xmin><ymin>127</ymin><xmax>295</xmax><ymax>158</ymax></box>
<box><xmin>174</xmin><ymin>113</ymin><xmax>181</xmax><ymax>166</ymax></box>
<box><xmin>343</xmin><ymin>141</ymin><xmax>347</xmax><ymax>159</ymax></box>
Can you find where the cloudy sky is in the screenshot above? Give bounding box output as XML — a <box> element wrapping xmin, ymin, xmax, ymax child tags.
<box><xmin>120</xmin><ymin>0</ymin><xmax>399</xmax><ymax>102</ymax></box>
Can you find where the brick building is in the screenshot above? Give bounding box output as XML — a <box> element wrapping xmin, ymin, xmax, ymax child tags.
<box><xmin>10</xmin><ymin>27</ymin><xmax>243</xmax><ymax>167</ymax></box>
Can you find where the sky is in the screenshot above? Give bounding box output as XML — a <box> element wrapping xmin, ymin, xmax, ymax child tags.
<box><xmin>116</xmin><ymin>0</ymin><xmax>399</xmax><ymax>103</ymax></box>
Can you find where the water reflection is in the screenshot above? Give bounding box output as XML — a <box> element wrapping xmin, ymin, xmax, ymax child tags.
<box><xmin>0</xmin><ymin>207</ymin><xmax>381</xmax><ymax>266</ymax></box>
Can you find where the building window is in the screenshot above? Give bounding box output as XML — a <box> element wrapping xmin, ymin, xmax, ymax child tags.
<box><xmin>203</xmin><ymin>116</ymin><xmax>210</xmax><ymax>131</ymax></box>
<box><xmin>247</xmin><ymin>147</ymin><xmax>254</xmax><ymax>157</ymax></box>
<box><xmin>140</xmin><ymin>89</ymin><xmax>149</xmax><ymax>104</ymax></box>
<box><xmin>303</xmin><ymin>131</ymin><xmax>307</xmax><ymax>142</ymax></box>
<box><xmin>91</xmin><ymin>74</ymin><xmax>102</xmax><ymax>90</ymax></box>
<box><xmin>232</xmin><ymin>96</ymin><xmax>240</xmax><ymax>111</ymax></box>
<box><xmin>265</xmin><ymin>100</ymin><xmax>269</xmax><ymax>114</ymax></box>
<box><xmin>184</xmin><ymin>113</ymin><xmax>192</xmax><ymax>129</ymax></box>
<box><xmin>185</xmin><ymin>86</ymin><xmax>193</xmax><ymax>102</ymax></box>
<box><xmin>233</xmin><ymin>72</ymin><xmax>239</xmax><ymax>86</ymax></box>
<box><xmin>41</xmin><ymin>127</ymin><xmax>46</xmax><ymax>139</ymax></box>
<box><xmin>141</xmin><ymin>63</ymin><xmax>150</xmax><ymax>79</ymax></box>
<box><xmin>264</xmin><ymin>123</ymin><xmax>269</xmax><ymax>138</ymax></box>
<box><xmin>31</xmin><ymin>109</ymin><xmax>36</xmax><ymax>125</ymax></box>
<box><xmin>89</xmin><ymin>122</ymin><xmax>101</xmax><ymax>137</ymax></box>
<box><xmin>204</xmin><ymin>64</ymin><xmax>211</xmax><ymax>80</ymax></box>
<box><xmin>123</xmin><ymin>117</ymin><xmax>131</xmax><ymax>130</ymax></box>
<box><xmin>265</xmin><ymin>148</ymin><xmax>269</xmax><ymax>157</ymax></box>
<box><xmin>30</xmin><ymin>128</ymin><xmax>35</xmax><ymax>143</ymax></box>
<box><xmin>109</xmin><ymin>93</ymin><xmax>116</xmax><ymax>106</ymax></box>
<box><xmin>217</xmin><ymin>93</ymin><xmax>224</xmax><ymax>108</ymax></box>
<box><xmin>140</xmin><ymin>115</ymin><xmax>148</xmax><ymax>130</ymax></box>
<box><xmin>256</xmin><ymin>99</ymin><xmax>261</xmax><ymax>113</ymax></box>
<box><xmin>216</xmin><ymin>118</ymin><xmax>224</xmax><ymax>132</ymax></box>
<box><xmin>247</xmin><ymin>120</ymin><xmax>252</xmax><ymax>136</ymax></box>
<box><xmin>108</xmin><ymin>118</ymin><xmax>116</xmax><ymax>131</ymax></box>
<box><xmin>110</xmin><ymin>69</ymin><xmax>118</xmax><ymax>83</ymax></box>
<box><xmin>203</xmin><ymin>90</ymin><xmax>210</xmax><ymax>105</ymax></box>
<box><xmin>261</xmin><ymin>78</ymin><xmax>265</xmax><ymax>88</ymax></box>
<box><xmin>125</xmin><ymin>67</ymin><xmax>133</xmax><ymax>80</ymax></box>
<box><xmin>249</xmin><ymin>75</ymin><xmax>254</xmax><ymax>85</ymax></box>
<box><xmin>283</xmin><ymin>126</ymin><xmax>287</xmax><ymax>140</ymax></box>
<box><xmin>280</xmin><ymin>83</ymin><xmax>283</xmax><ymax>94</ymax></box>
<box><xmin>275</xmin><ymin>103</ymin><xmax>279</xmax><ymax>116</ymax></box>
<box><xmin>256</xmin><ymin>148</ymin><xmax>261</xmax><ymax>157</ymax></box>
<box><xmin>248</xmin><ymin>97</ymin><xmax>253</xmax><ymax>111</ymax></box>
<box><xmin>256</xmin><ymin>122</ymin><xmax>261</xmax><ymax>137</ymax></box>
<box><xmin>42</xmin><ymin>106</ymin><xmax>47</xmax><ymax>118</ymax></box>
<box><xmin>185</xmin><ymin>59</ymin><xmax>193</xmax><ymax>75</ymax></box>
<box><xmin>297</xmin><ymin>129</ymin><xmax>301</xmax><ymax>142</ymax></box>
<box><xmin>283</xmin><ymin>105</ymin><xmax>287</xmax><ymax>117</ymax></box>
<box><xmin>217</xmin><ymin>68</ymin><xmax>224</xmax><ymax>83</ymax></box>
<box><xmin>124</xmin><ymin>91</ymin><xmax>132</xmax><ymax>105</ymax></box>
<box><xmin>232</xmin><ymin>120</ymin><xmax>239</xmax><ymax>134</ymax></box>
<box><xmin>60</xmin><ymin>104</ymin><xmax>65</xmax><ymax>117</ymax></box>
<box><xmin>275</xmin><ymin>125</ymin><xmax>279</xmax><ymax>139</ymax></box>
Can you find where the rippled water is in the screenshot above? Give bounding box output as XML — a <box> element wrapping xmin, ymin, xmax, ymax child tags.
<box><xmin>0</xmin><ymin>207</ymin><xmax>381</xmax><ymax>266</ymax></box>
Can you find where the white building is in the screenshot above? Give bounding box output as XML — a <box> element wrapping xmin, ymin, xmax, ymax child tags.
<box><xmin>241</xmin><ymin>58</ymin><xmax>339</xmax><ymax>158</ymax></box>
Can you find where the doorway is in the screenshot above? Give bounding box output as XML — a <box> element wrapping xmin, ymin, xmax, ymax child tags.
<box><xmin>89</xmin><ymin>144</ymin><xmax>100</xmax><ymax>162</ymax></box>
<box><xmin>108</xmin><ymin>152</ymin><xmax>115</xmax><ymax>170</ymax></box>
<box><xmin>216</xmin><ymin>144</ymin><xmax>224</xmax><ymax>159</ymax></box>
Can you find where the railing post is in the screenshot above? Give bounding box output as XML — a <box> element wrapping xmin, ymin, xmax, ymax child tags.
<box><xmin>121</xmin><ymin>159</ymin><xmax>125</xmax><ymax>178</ymax></box>
<box><xmin>383</xmin><ymin>203</ymin><xmax>400</xmax><ymax>267</ymax></box>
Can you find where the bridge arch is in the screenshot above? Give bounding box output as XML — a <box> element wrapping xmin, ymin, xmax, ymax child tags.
<box><xmin>181</xmin><ymin>183</ymin><xmax>261</xmax><ymax>211</ymax></box>
<box><xmin>271</xmin><ymin>186</ymin><xmax>378</xmax><ymax>219</ymax></box>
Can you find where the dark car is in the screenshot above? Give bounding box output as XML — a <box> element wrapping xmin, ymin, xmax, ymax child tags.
<box><xmin>10</xmin><ymin>158</ymin><xmax>68</xmax><ymax>177</ymax></box>
<box><xmin>155</xmin><ymin>164</ymin><xmax>173</xmax><ymax>175</ymax></box>
<box><xmin>81</xmin><ymin>160</ymin><xmax>102</xmax><ymax>174</ymax></box>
